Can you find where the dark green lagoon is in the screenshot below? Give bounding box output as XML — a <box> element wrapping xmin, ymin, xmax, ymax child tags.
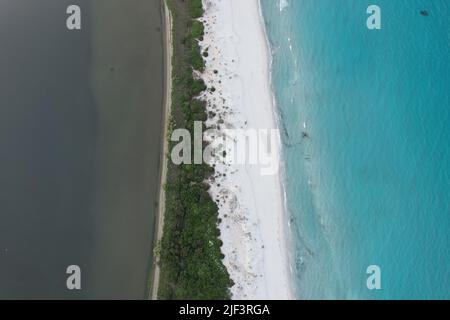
<box><xmin>0</xmin><ymin>0</ymin><xmax>164</xmax><ymax>299</ymax></box>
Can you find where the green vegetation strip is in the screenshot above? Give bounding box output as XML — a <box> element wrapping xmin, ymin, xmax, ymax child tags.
<box><xmin>158</xmin><ymin>0</ymin><xmax>233</xmax><ymax>300</ymax></box>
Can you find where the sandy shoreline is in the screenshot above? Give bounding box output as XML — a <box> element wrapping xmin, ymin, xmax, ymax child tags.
<box><xmin>200</xmin><ymin>0</ymin><xmax>293</xmax><ymax>299</ymax></box>
<box><xmin>149</xmin><ymin>1</ymin><xmax>172</xmax><ymax>300</ymax></box>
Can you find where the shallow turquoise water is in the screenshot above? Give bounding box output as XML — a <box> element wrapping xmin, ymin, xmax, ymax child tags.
<box><xmin>261</xmin><ymin>0</ymin><xmax>450</xmax><ymax>299</ymax></box>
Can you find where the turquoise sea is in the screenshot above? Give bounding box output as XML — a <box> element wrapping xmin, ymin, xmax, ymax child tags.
<box><xmin>261</xmin><ymin>0</ymin><xmax>449</xmax><ymax>299</ymax></box>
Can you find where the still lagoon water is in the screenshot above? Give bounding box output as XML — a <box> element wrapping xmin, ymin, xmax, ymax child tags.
<box><xmin>0</xmin><ymin>0</ymin><xmax>164</xmax><ymax>298</ymax></box>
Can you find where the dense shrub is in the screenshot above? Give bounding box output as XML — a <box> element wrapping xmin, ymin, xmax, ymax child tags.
<box><xmin>188</xmin><ymin>0</ymin><xmax>204</xmax><ymax>18</ymax></box>
<box><xmin>157</xmin><ymin>0</ymin><xmax>232</xmax><ymax>300</ymax></box>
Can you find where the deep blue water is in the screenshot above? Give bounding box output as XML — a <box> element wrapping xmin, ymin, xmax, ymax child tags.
<box><xmin>261</xmin><ymin>0</ymin><xmax>450</xmax><ymax>299</ymax></box>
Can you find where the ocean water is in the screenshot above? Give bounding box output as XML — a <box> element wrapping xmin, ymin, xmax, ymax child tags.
<box><xmin>261</xmin><ymin>0</ymin><xmax>450</xmax><ymax>299</ymax></box>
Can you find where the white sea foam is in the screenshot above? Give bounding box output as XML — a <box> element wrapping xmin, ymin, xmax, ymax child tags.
<box><xmin>279</xmin><ymin>0</ymin><xmax>289</xmax><ymax>12</ymax></box>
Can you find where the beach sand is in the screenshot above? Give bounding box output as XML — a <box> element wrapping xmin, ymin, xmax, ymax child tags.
<box><xmin>199</xmin><ymin>0</ymin><xmax>293</xmax><ymax>299</ymax></box>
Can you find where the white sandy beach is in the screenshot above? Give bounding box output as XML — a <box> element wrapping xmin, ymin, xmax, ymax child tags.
<box><xmin>199</xmin><ymin>0</ymin><xmax>293</xmax><ymax>299</ymax></box>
